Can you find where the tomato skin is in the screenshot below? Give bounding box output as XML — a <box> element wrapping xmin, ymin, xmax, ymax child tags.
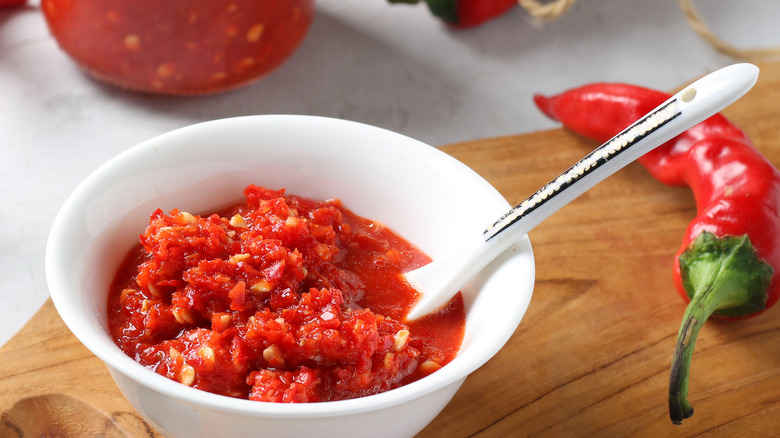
<box><xmin>41</xmin><ymin>0</ymin><xmax>314</xmax><ymax>95</ymax></box>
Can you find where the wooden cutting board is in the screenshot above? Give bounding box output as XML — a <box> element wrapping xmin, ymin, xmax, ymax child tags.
<box><xmin>4</xmin><ymin>62</ymin><xmax>780</xmax><ymax>437</ymax></box>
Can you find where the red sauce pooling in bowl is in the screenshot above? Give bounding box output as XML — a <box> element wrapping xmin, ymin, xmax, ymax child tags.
<box><xmin>108</xmin><ymin>185</ymin><xmax>465</xmax><ymax>402</ymax></box>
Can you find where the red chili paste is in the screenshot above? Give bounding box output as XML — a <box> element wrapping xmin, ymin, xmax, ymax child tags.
<box><xmin>108</xmin><ymin>185</ymin><xmax>465</xmax><ymax>402</ymax></box>
<box><xmin>41</xmin><ymin>0</ymin><xmax>314</xmax><ymax>95</ymax></box>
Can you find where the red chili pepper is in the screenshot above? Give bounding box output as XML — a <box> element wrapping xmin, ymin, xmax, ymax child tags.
<box><xmin>389</xmin><ymin>0</ymin><xmax>517</xmax><ymax>27</ymax></box>
<box><xmin>534</xmin><ymin>82</ymin><xmax>780</xmax><ymax>424</ymax></box>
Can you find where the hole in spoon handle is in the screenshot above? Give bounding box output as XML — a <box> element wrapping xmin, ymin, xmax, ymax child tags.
<box><xmin>483</xmin><ymin>97</ymin><xmax>684</xmax><ymax>241</ymax></box>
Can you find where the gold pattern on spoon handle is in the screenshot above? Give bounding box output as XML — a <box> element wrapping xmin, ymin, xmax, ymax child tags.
<box><xmin>483</xmin><ymin>96</ymin><xmax>685</xmax><ymax>241</ymax></box>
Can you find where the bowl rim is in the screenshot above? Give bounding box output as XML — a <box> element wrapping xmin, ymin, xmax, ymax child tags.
<box><xmin>45</xmin><ymin>114</ymin><xmax>535</xmax><ymax>418</ymax></box>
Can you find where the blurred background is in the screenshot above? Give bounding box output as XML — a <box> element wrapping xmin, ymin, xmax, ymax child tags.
<box><xmin>2</xmin><ymin>0</ymin><xmax>779</xmax><ymax>346</ymax></box>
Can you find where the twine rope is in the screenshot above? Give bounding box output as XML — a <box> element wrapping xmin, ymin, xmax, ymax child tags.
<box><xmin>676</xmin><ymin>0</ymin><xmax>780</xmax><ymax>62</ymax></box>
<box><xmin>517</xmin><ymin>0</ymin><xmax>780</xmax><ymax>62</ymax></box>
<box><xmin>518</xmin><ymin>0</ymin><xmax>578</xmax><ymax>21</ymax></box>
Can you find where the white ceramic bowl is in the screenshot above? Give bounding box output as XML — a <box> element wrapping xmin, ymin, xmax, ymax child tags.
<box><xmin>45</xmin><ymin>115</ymin><xmax>535</xmax><ymax>438</ymax></box>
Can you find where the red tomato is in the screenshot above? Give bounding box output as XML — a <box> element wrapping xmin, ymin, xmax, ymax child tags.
<box><xmin>41</xmin><ymin>0</ymin><xmax>314</xmax><ymax>95</ymax></box>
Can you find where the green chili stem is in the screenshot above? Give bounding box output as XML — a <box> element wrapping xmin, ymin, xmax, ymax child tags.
<box><xmin>668</xmin><ymin>232</ymin><xmax>771</xmax><ymax>425</ymax></box>
<box><xmin>668</xmin><ymin>294</ymin><xmax>712</xmax><ymax>424</ymax></box>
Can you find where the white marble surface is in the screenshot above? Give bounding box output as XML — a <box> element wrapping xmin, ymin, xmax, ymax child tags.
<box><xmin>2</xmin><ymin>0</ymin><xmax>778</xmax><ymax>346</ymax></box>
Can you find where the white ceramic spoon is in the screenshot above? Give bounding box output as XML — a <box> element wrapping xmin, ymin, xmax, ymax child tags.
<box><xmin>404</xmin><ymin>63</ymin><xmax>759</xmax><ymax>321</ymax></box>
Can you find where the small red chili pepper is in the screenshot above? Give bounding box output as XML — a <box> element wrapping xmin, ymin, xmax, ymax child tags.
<box><xmin>534</xmin><ymin>82</ymin><xmax>780</xmax><ymax>424</ymax></box>
<box><xmin>389</xmin><ymin>0</ymin><xmax>517</xmax><ymax>27</ymax></box>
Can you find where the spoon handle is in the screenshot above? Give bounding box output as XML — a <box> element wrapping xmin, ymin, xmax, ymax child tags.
<box><xmin>484</xmin><ymin>63</ymin><xmax>759</xmax><ymax>241</ymax></box>
<box><xmin>404</xmin><ymin>63</ymin><xmax>758</xmax><ymax>321</ymax></box>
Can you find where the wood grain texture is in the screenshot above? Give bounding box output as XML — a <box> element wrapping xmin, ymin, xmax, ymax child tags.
<box><xmin>3</xmin><ymin>63</ymin><xmax>780</xmax><ymax>437</ymax></box>
<box><xmin>0</xmin><ymin>300</ymin><xmax>163</xmax><ymax>437</ymax></box>
<box><xmin>419</xmin><ymin>62</ymin><xmax>780</xmax><ymax>438</ymax></box>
